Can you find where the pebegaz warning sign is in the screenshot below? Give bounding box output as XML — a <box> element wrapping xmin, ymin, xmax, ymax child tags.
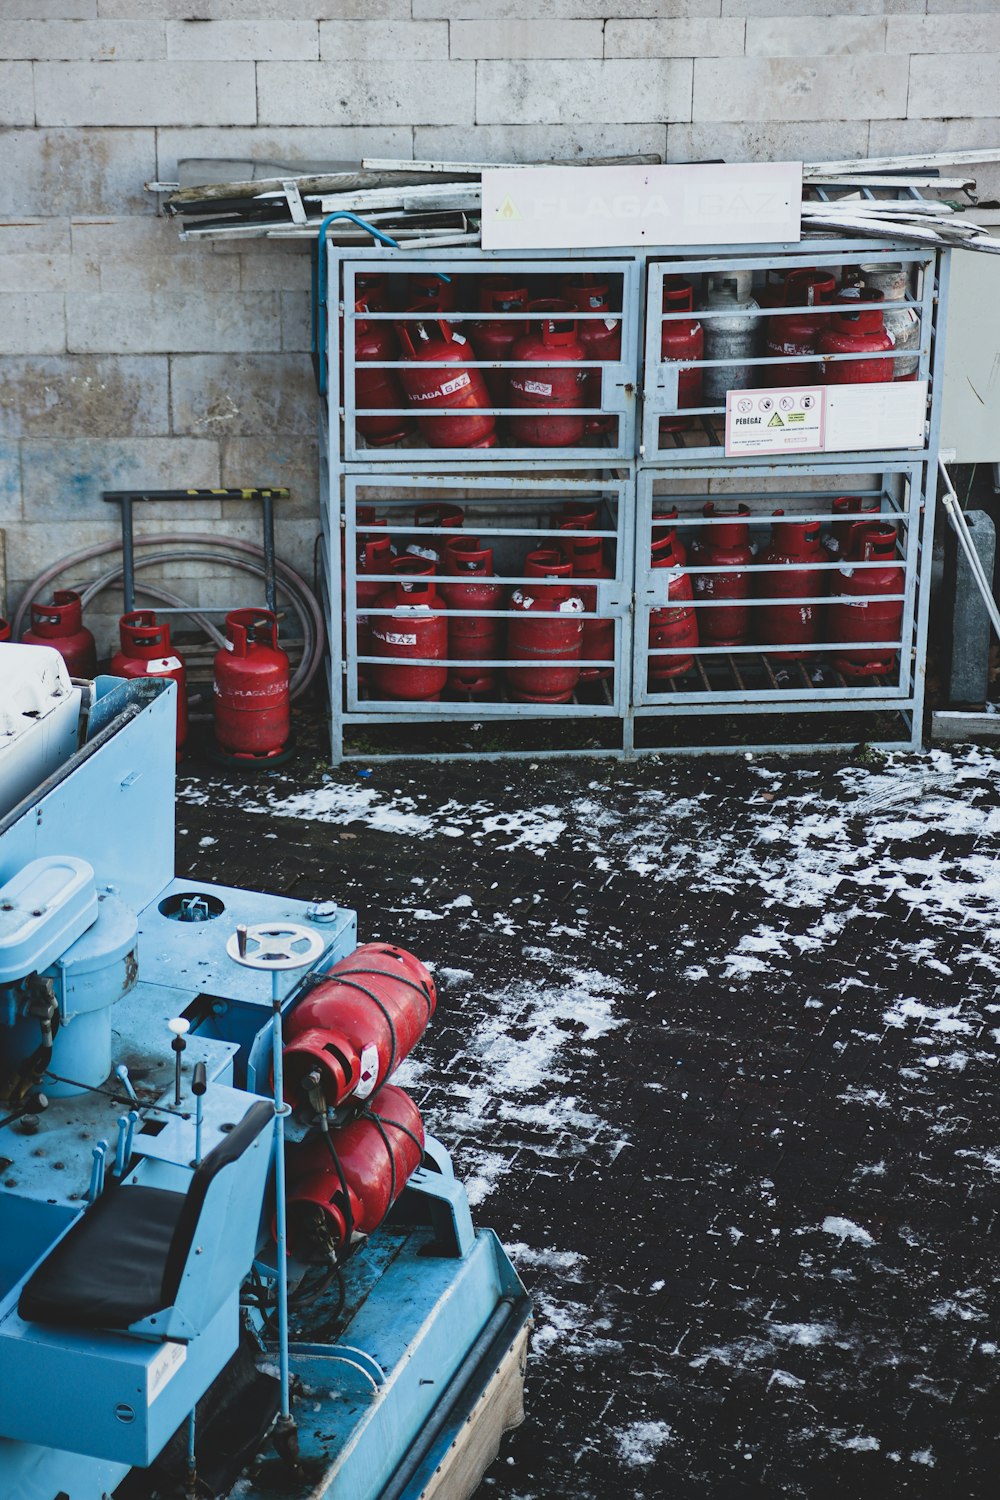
<box><xmin>725</xmin><ymin>387</ymin><xmax>825</xmax><ymax>456</ymax></box>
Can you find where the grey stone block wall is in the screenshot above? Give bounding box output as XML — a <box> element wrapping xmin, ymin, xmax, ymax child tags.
<box><xmin>0</xmin><ymin>0</ymin><xmax>996</xmax><ymax>650</ymax></box>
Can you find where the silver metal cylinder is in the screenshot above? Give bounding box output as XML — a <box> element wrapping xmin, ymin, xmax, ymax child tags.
<box><xmin>702</xmin><ymin>270</ymin><xmax>761</xmax><ymax>400</ymax></box>
<box><xmin>861</xmin><ymin>262</ymin><xmax>919</xmax><ymax>378</ymax></box>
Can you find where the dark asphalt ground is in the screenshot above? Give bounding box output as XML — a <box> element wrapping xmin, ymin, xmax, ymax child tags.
<box><xmin>177</xmin><ymin>719</ymin><xmax>1000</xmax><ymax>1500</ymax></box>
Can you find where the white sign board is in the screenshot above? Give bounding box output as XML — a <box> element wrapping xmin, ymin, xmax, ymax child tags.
<box><xmin>726</xmin><ymin>381</ymin><xmax>927</xmax><ymax>457</ymax></box>
<box><xmin>482</xmin><ymin>164</ymin><xmax>801</xmax><ymax>251</ymax></box>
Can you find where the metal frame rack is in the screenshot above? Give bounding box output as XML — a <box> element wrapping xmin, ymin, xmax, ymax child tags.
<box><xmin>319</xmin><ymin>226</ymin><xmax>950</xmax><ymax>762</ymax></box>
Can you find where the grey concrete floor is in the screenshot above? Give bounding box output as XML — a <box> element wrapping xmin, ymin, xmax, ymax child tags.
<box><xmin>177</xmin><ymin>721</ymin><xmax>1000</xmax><ymax>1499</ymax></box>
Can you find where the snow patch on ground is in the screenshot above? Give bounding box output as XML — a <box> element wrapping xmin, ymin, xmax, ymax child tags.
<box><xmin>822</xmin><ymin>1216</ymin><xmax>875</xmax><ymax>1246</ymax></box>
<box><xmin>614</xmin><ymin>1420</ymin><xmax>675</xmax><ymax>1466</ymax></box>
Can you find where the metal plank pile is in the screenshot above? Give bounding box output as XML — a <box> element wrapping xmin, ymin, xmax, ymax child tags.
<box><xmin>156</xmin><ymin>149</ymin><xmax>1000</xmax><ymax>256</ymax></box>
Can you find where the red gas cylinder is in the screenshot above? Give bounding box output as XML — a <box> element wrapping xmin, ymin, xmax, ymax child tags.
<box><xmin>369</xmin><ymin>562</ymin><xmax>448</xmax><ymax>701</ymax></box>
<box><xmin>0</xmin><ymin>618</ymin><xmax>9</xmax><ymax>641</ymax></box>
<box><xmin>354</xmin><ymin>534</ymin><xmax>395</xmax><ymax>680</ymax></box>
<box><xmin>506</xmin><ymin>549</ymin><xmax>585</xmax><ymax>703</ymax></box>
<box><xmin>659</xmin><ymin>278</ymin><xmax>704</xmax><ymax>434</ymax></box>
<box><xmin>23</xmin><ymin>591</ymin><xmax>97</xmax><ymax>677</ymax></box>
<box><xmin>282</xmin><ymin>942</ymin><xmax>436</xmax><ymax>1109</ymax></box>
<box><xmin>509</xmin><ymin>301</ymin><xmax>588</xmax><ymax>448</ymax></box>
<box><xmin>406</xmin><ymin>271</ymin><xmax>456</xmax><ymax>313</ymax></box>
<box><xmin>469</xmin><ymin>283</ymin><xmax>528</xmax><ymax>405</ymax></box>
<box><xmin>397</xmin><ymin>317</ymin><xmax>497</xmax><ymax>449</ymax></box>
<box><xmin>213</xmin><ymin>608</ymin><xmax>289</xmax><ymax>759</ymax></box>
<box><xmin>818</xmin><ymin>292</ymin><xmax>894</xmax><ymax>384</ymax></box>
<box><xmin>822</xmin><ymin>494</ymin><xmax>881</xmax><ymax>560</ymax></box>
<box><xmin>112</xmin><ymin>610</ymin><xmax>188</xmax><ymax>752</ymax></box>
<box><xmin>552</xmin><ymin>502</ymin><xmax>598</xmax><ymax>543</ymax></box>
<box><xmin>355</xmin><ymin>273</ymin><xmax>390</xmax><ymax>311</ymax></box>
<box><xmin>561</xmin><ymin>534</ymin><xmax>614</xmax><ymax>681</ymax></box>
<box><xmin>758</xmin><ymin>265</ymin><xmax>818</xmax><ymax>309</ymax></box>
<box><xmin>689</xmin><ymin>503</ymin><xmax>753</xmax><ymax>648</ymax></box>
<box><xmin>439</xmin><ymin>536</ymin><xmax>504</xmax><ymax>696</ymax></box>
<box><xmin>755</xmin><ymin>510</ymin><xmax>826</xmax><ymax>659</ymax></box>
<box><xmin>563</xmin><ymin>277</ymin><xmax>621</xmax><ymax>434</ymax></box>
<box><xmin>829</xmin><ymin>522</ymin><xmax>903</xmax><ymax>680</ymax></box>
<box><xmin>648</xmin><ymin>535</ymin><xmax>699</xmax><ymax>684</ymax></box>
<box><xmin>406</xmin><ymin>502</ymin><xmax>465</xmax><ymax>567</ymax></box>
<box><xmin>285</xmin><ymin>1085</ymin><xmax>425</xmax><ymax>1262</ymax></box>
<box><xmin>353</xmin><ymin>300</ymin><xmax>413</xmax><ymax>447</ymax></box>
<box><xmin>762</xmin><ymin>268</ymin><xmax>837</xmax><ymax>387</ymax></box>
<box><xmin>652</xmin><ymin>505</ymin><xmax>687</xmax><ymax>566</ymax></box>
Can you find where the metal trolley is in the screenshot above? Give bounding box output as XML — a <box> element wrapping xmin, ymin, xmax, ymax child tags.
<box><xmin>318</xmin><ymin>230</ymin><xmax>949</xmax><ymax>761</ymax></box>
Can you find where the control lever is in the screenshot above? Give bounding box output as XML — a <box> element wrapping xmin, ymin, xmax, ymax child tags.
<box><xmin>168</xmin><ymin>1017</ymin><xmax>190</xmax><ymax>1107</ymax></box>
<box><xmin>192</xmin><ymin>1061</ymin><xmax>207</xmax><ymax>1167</ymax></box>
<box><xmin>115</xmin><ymin>1063</ymin><xmax>139</xmax><ymax>1103</ymax></box>
<box><xmin>87</xmin><ymin>1140</ymin><xmax>108</xmax><ymax>1202</ymax></box>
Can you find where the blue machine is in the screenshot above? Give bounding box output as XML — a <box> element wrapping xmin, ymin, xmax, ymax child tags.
<box><xmin>0</xmin><ymin>645</ymin><xmax>530</xmax><ymax>1500</ymax></box>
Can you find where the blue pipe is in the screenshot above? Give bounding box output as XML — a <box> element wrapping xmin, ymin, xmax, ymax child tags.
<box><xmin>313</xmin><ymin>212</ymin><xmax>399</xmax><ymax>397</ymax></box>
<box><xmin>270</xmin><ymin>972</ymin><xmax>293</xmax><ymax>1422</ymax></box>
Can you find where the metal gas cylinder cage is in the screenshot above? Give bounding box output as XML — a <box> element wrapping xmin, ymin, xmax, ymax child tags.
<box><xmin>642</xmin><ymin>246</ymin><xmax>943</xmax><ymax>466</ymax></box>
<box><xmin>632</xmin><ymin>462</ymin><xmax>929</xmax><ymax>739</ymax></box>
<box><xmin>318</xmin><ymin>227</ymin><xmax>950</xmax><ymax>761</ymax></box>
<box><xmin>326</xmin><ymin>250</ymin><xmax>641</xmax><ymax>468</ymax></box>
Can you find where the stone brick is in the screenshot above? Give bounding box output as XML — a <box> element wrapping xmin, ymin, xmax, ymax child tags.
<box><xmin>0</xmin><ymin>294</ymin><xmax>65</xmax><ymax>356</ymax></box>
<box><xmin>926</xmin><ymin>0</ymin><xmax>999</xmax><ymax>9</ymax></box>
<box><xmin>34</xmin><ymin>61</ymin><xmax>258</xmax><ymax>126</ymax></box>
<box><xmin>886</xmin><ymin>14</ymin><xmax>1000</xmax><ymax>50</ymax></box>
<box><xmin>0</xmin><ymin>355</ymin><xmax>169</xmax><ymax>439</ymax></box>
<box><xmin>0</xmin><ymin>129</ymin><xmax>156</xmax><ymax>217</ymax></box>
<box><xmin>0</xmin><ymin>251</ymin><xmax>98</xmax><ymax>295</ymax></box>
<box><xmin>319</xmin><ymin>21</ymin><xmax>448</xmax><ymax>59</ymax></box>
<box><xmin>0</xmin><ymin>441</ymin><xmax>23</xmax><ymax>529</ymax></box>
<box><xmin>0</xmin><ymin>64</ymin><xmax>35</xmax><ymax>125</ymax></box>
<box><xmin>605</xmin><ymin>20</ymin><xmax>746</xmax><ymax>58</ymax></box>
<box><xmin>67</xmin><ymin>291</ymin><xmax>280</xmax><ymax>355</ymax></box>
<box><xmin>867</xmin><ymin>118</ymin><xmax>1000</xmax><ymax>201</ymax></box>
<box><xmin>414</xmin><ymin>122</ymin><xmax>668</xmax><ymax>163</ymax></box>
<box><xmin>239</xmin><ymin>246</ymin><xmax>314</xmax><ymax>293</ymax></box>
<box><xmin>668</xmin><ymin>120</ymin><xmax>871</xmax><ymax>164</ymax></box>
<box><xmin>693</xmin><ymin>57</ymin><xmax>907</xmax><ymax>122</ymax></box>
<box><xmin>166</xmin><ymin>20</ymin><xmax>319</xmax><ymax>61</ymax></box>
<box><xmin>908</xmin><ymin>54</ymin><xmax>1000</xmax><ymax>119</ymax></box>
<box><xmin>170</xmin><ymin>354</ymin><xmax>316</xmax><ymax>439</ymax></box>
<box><xmin>69</xmin><ymin>217</ymin><xmax>237</xmax><ymax>295</ymax></box>
<box><xmin>281</xmin><ymin>291</ymin><xmax>311</xmax><ymax>353</ymax></box>
<box><xmin>0</xmin><ymin>20</ymin><xmax>164</xmax><ymax>60</ymax></box>
<box><xmin>220</xmin><ymin>438</ymin><xmax>319</xmax><ymax>521</ymax></box>
<box><xmin>155</xmin><ymin>126</ymin><xmax>414</xmax><ymax>185</ymax></box>
<box><xmin>745</xmin><ymin>16</ymin><xmax>887</xmax><ymax>53</ymax></box>
<box><xmin>723</xmin><ymin>0</ymin><xmax>921</xmax><ymax>11</ymax></box>
<box><xmin>99</xmin><ymin>0</ymin><xmax>410</xmax><ymax>15</ymax></box>
<box><xmin>476</xmin><ymin>59</ymin><xmax>693</xmax><ymax>125</ymax></box>
<box><xmin>257</xmin><ymin>61</ymin><xmax>475</xmax><ymax>126</ymax></box>
<box><xmin>417</xmin><ymin>0</ymin><xmax>718</xmax><ymax>15</ymax></box>
<box><xmin>5</xmin><ymin>0</ymin><xmax>95</xmax><ymax>17</ymax></box>
<box><xmin>450</xmin><ymin>20</ymin><xmax>604</xmax><ymax>59</ymax></box>
<box><xmin>17</xmin><ymin>437</ymin><xmax>221</xmax><ymax>523</ymax></box>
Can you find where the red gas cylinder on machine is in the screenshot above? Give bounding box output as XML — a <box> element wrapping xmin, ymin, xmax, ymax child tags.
<box><xmin>688</xmin><ymin>503</ymin><xmax>753</xmax><ymax>648</ymax></box>
<box><xmin>509</xmin><ymin>301</ymin><xmax>588</xmax><ymax>448</ymax></box>
<box><xmin>562</xmin><ymin>276</ymin><xmax>621</xmax><ymax>434</ymax></box>
<box><xmin>762</xmin><ymin>268</ymin><xmax>837</xmax><ymax>386</ymax></box>
<box><xmin>652</xmin><ymin>505</ymin><xmax>688</xmax><ymax>566</ymax></box>
<box><xmin>561</xmin><ymin>534</ymin><xmax>614</xmax><ymax>681</ymax></box>
<box><xmin>369</xmin><ymin>559</ymin><xmax>448</xmax><ymax>701</ymax></box>
<box><xmin>659</xmin><ymin>278</ymin><xmax>704</xmax><ymax>434</ymax></box>
<box><xmin>755</xmin><ymin>510</ymin><xmax>826</xmax><ymax>659</ymax></box>
<box><xmin>439</xmin><ymin>536</ymin><xmax>504</xmax><ymax>696</ymax></box>
<box><xmin>23</xmin><ymin>591</ymin><xmax>97</xmax><ymax>677</ymax></box>
<box><xmin>822</xmin><ymin>494</ymin><xmax>881</xmax><ymax>560</ymax></box>
<box><xmin>406</xmin><ymin>271</ymin><xmax>457</xmax><ymax>313</ymax></box>
<box><xmin>648</xmin><ymin>535</ymin><xmax>699</xmax><ymax>684</ymax></box>
<box><xmin>213</xmin><ymin>608</ymin><xmax>289</xmax><ymax>759</ymax></box>
<box><xmin>828</xmin><ymin>522</ymin><xmax>903</xmax><ymax>680</ymax></box>
<box><xmin>406</xmin><ymin>502</ymin><xmax>465</xmax><ymax>567</ymax></box>
<box><xmin>818</xmin><ymin>292</ymin><xmax>894</xmax><ymax>384</ymax></box>
<box><xmin>469</xmin><ymin>283</ymin><xmax>528</xmax><ymax>407</ymax></box>
<box><xmin>282</xmin><ymin>942</ymin><xmax>436</xmax><ymax>1109</ymax></box>
<box><xmin>353</xmin><ymin>300</ymin><xmax>413</xmax><ymax>447</ymax></box>
<box><xmin>396</xmin><ymin>317</ymin><xmax>497</xmax><ymax>449</ymax></box>
<box><xmin>285</xmin><ymin>1085</ymin><xmax>425</xmax><ymax>1262</ymax></box>
<box><xmin>112</xmin><ymin>610</ymin><xmax>188</xmax><ymax>752</ymax></box>
<box><xmin>506</xmin><ymin>549</ymin><xmax>585</xmax><ymax>703</ymax></box>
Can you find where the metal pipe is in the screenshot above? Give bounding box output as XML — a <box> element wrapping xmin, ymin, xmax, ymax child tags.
<box><xmin>271</xmin><ymin>975</ymin><xmax>293</xmax><ymax>1424</ymax></box>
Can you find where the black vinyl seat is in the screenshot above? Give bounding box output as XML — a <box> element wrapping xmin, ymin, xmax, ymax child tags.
<box><xmin>19</xmin><ymin>1099</ymin><xmax>273</xmax><ymax>1331</ymax></box>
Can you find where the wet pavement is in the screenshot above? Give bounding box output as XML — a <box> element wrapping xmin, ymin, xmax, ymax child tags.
<box><xmin>177</xmin><ymin>722</ymin><xmax>1000</xmax><ymax>1499</ymax></box>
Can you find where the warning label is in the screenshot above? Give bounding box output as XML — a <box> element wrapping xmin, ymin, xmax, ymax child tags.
<box><xmin>725</xmin><ymin>387</ymin><xmax>825</xmax><ymax>456</ymax></box>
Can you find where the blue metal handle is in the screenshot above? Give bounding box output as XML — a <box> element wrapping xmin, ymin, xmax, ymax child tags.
<box><xmin>313</xmin><ymin>213</ymin><xmax>400</xmax><ymax>397</ymax></box>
